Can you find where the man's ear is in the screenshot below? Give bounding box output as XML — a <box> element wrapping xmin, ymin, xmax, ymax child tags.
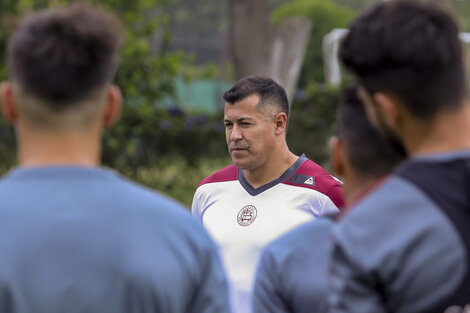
<box><xmin>103</xmin><ymin>85</ymin><xmax>122</xmax><ymax>127</ymax></box>
<box><xmin>330</xmin><ymin>136</ymin><xmax>346</xmax><ymax>178</ymax></box>
<box><xmin>373</xmin><ymin>92</ymin><xmax>401</xmax><ymax>129</ymax></box>
<box><xmin>0</xmin><ymin>82</ymin><xmax>18</xmax><ymax>124</ymax></box>
<box><xmin>273</xmin><ymin>112</ymin><xmax>288</xmax><ymax>135</ymax></box>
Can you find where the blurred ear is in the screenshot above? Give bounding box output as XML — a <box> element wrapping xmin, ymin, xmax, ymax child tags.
<box><xmin>102</xmin><ymin>85</ymin><xmax>121</xmax><ymax>127</ymax></box>
<box><xmin>0</xmin><ymin>82</ymin><xmax>18</xmax><ymax>124</ymax></box>
<box><xmin>330</xmin><ymin>136</ymin><xmax>346</xmax><ymax>178</ymax></box>
<box><xmin>273</xmin><ymin>112</ymin><xmax>288</xmax><ymax>136</ymax></box>
<box><xmin>374</xmin><ymin>92</ymin><xmax>400</xmax><ymax>129</ymax></box>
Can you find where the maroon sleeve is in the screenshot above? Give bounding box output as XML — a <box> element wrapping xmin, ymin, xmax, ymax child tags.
<box><xmin>287</xmin><ymin>159</ymin><xmax>344</xmax><ymax>210</ymax></box>
<box><xmin>327</xmin><ymin>184</ymin><xmax>344</xmax><ymax>210</ymax></box>
<box><xmin>198</xmin><ymin>164</ymin><xmax>238</xmax><ymax>188</ymax></box>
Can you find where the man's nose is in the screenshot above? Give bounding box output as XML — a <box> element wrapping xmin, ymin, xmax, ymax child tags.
<box><xmin>230</xmin><ymin>124</ymin><xmax>243</xmax><ymax>141</ymax></box>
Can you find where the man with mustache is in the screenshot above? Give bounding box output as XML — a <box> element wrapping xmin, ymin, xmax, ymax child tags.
<box><xmin>192</xmin><ymin>76</ymin><xmax>343</xmax><ymax>313</ymax></box>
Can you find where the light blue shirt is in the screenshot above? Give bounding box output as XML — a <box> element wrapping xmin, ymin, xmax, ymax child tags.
<box><xmin>329</xmin><ymin>151</ymin><xmax>470</xmax><ymax>313</ymax></box>
<box><xmin>0</xmin><ymin>166</ymin><xmax>230</xmax><ymax>313</ymax></box>
<box><xmin>253</xmin><ymin>218</ymin><xmax>334</xmax><ymax>313</ymax></box>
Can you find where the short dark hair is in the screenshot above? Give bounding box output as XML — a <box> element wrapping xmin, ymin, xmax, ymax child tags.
<box><xmin>340</xmin><ymin>0</ymin><xmax>465</xmax><ymax>119</ymax></box>
<box><xmin>8</xmin><ymin>3</ymin><xmax>123</xmax><ymax>111</ymax></box>
<box><xmin>223</xmin><ymin>76</ymin><xmax>289</xmax><ymax>118</ymax></box>
<box><xmin>338</xmin><ymin>84</ymin><xmax>405</xmax><ymax>179</ymax></box>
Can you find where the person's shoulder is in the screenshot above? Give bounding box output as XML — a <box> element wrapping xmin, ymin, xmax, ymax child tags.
<box><xmin>263</xmin><ymin>218</ymin><xmax>334</xmax><ymax>267</ymax></box>
<box><xmin>117</xmin><ymin>176</ymin><xmax>216</xmax><ymax>243</ymax></box>
<box><xmin>256</xmin><ymin>219</ymin><xmax>334</xmax><ymax>313</ymax></box>
<box><xmin>284</xmin><ymin>159</ymin><xmax>341</xmax><ymax>190</ymax></box>
<box><xmin>92</xmin><ymin>171</ymin><xmax>199</xmax><ymax>222</ymax></box>
<box><xmin>301</xmin><ymin>158</ymin><xmax>340</xmax><ymax>181</ymax></box>
<box><xmin>332</xmin><ymin>173</ymin><xmax>468</xmax><ymax>311</ymax></box>
<box><xmin>338</xmin><ymin>175</ymin><xmax>416</xmax><ymax>222</ymax></box>
<box><xmin>268</xmin><ymin>218</ymin><xmax>333</xmax><ymax>254</ymax></box>
<box><xmin>113</xmin><ymin>173</ymin><xmax>183</xmax><ymax>205</ymax></box>
<box><xmin>283</xmin><ymin>158</ymin><xmax>343</xmax><ymax>207</ymax></box>
<box><xmin>333</xmin><ymin>173</ymin><xmax>461</xmax><ymax>258</ymax></box>
<box><xmin>197</xmin><ymin>164</ymin><xmax>238</xmax><ymax>188</ymax></box>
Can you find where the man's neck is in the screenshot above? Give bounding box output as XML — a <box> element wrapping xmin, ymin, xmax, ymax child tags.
<box><xmin>243</xmin><ymin>149</ymin><xmax>299</xmax><ymax>189</ymax></box>
<box><xmin>403</xmin><ymin>103</ymin><xmax>470</xmax><ymax>157</ymax></box>
<box><xmin>344</xmin><ymin>176</ymin><xmax>380</xmax><ymax>206</ymax></box>
<box><xmin>17</xmin><ymin>127</ymin><xmax>101</xmax><ymax>168</ymax></box>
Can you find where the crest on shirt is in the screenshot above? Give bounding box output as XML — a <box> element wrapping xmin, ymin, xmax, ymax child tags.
<box><xmin>237</xmin><ymin>205</ymin><xmax>257</xmax><ymax>226</ymax></box>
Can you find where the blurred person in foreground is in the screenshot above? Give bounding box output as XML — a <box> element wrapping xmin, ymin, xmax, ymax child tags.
<box><xmin>0</xmin><ymin>4</ymin><xmax>229</xmax><ymax>313</ymax></box>
<box><xmin>191</xmin><ymin>76</ymin><xmax>343</xmax><ymax>313</ymax></box>
<box><xmin>330</xmin><ymin>0</ymin><xmax>470</xmax><ymax>312</ymax></box>
<box><xmin>252</xmin><ymin>84</ymin><xmax>405</xmax><ymax>313</ymax></box>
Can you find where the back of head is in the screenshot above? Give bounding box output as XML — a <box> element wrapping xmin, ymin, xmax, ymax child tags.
<box><xmin>340</xmin><ymin>0</ymin><xmax>465</xmax><ymax>119</ymax></box>
<box><xmin>8</xmin><ymin>3</ymin><xmax>123</xmax><ymax>113</ymax></box>
<box><xmin>223</xmin><ymin>76</ymin><xmax>289</xmax><ymax>118</ymax></box>
<box><xmin>338</xmin><ymin>84</ymin><xmax>406</xmax><ymax>180</ymax></box>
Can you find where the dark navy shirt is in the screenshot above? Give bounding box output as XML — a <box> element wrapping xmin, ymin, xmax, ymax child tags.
<box><xmin>253</xmin><ymin>218</ymin><xmax>333</xmax><ymax>313</ymax></box>
<box><xmin>329</xmin><ymin>151</ymin><xmax>470</xmax><ymax>313</ymax></box>
<box><xmin>0</xmin><ymin>166</ymin><xmax>230</xmax><ymax>313</ymax></box>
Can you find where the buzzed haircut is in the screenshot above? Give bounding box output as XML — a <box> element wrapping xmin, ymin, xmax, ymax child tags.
<box><xmin>338</xmin><ymin>84</ymin><xmax>406</xmax><ymax>179</ymax></box>
<box><xmin>223</xmin><ymin>76</ymin><xmax>289</xmax><ymax>118</ymax></box>
<box><xmin>8</xmin><ymin>3</ymin><xmax>123</xmax><ymax>111</ymax></box>
<box><xmin>340</xmin><ymin>0</ymin><xmax>466</xmax><ymax>120</ymax></box>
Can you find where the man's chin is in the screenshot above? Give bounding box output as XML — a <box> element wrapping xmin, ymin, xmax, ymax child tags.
<box><xmin>231</xmin><ymin>157</ymin><xmax>248</xmax><ymax>170</ymax></box>
<box><xmin>231</xmin><ymin>158</ymin><xmax>244</xmax><ymax>168</ymax></box>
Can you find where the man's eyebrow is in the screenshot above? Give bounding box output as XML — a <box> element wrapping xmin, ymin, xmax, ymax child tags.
<box><xmin>223</xmin><ymin>117</ymin><xmax>255</xmax><ymax>123</ymax></box>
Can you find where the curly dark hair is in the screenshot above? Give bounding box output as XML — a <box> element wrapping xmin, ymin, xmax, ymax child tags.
<box><xmin>340</xmin><ymin>0</ymin><xmax>466</xmax><ymax>119</ymax></box>
<box><xmin>338</xmin><ymin>84</ymin><xmax>405</xmax><ymax>179</ymax></box>
<box><xmin>8</xmin><ymin>3</ymin><xmax>123</xmax><ymax>111</ymax></box>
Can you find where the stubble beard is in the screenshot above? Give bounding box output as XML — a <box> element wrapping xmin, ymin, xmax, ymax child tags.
<box><xmin>376</xmin><ymin>111</ymin><xmax>408</xmax><ymax>157</ymax></box>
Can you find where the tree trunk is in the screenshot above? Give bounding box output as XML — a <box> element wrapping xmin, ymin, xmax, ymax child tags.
<box><xmin>228</xmin><ymin>0</ymin><xmax>311</xmax><ymax>104</ymax></box>
<box><xmin>228</xmin><ymin>0</ymin><xmax>273</xmax><ymax>78</ymax></box>
<box><xmin>268</xmin><ymin>18</ymin><xmax>312</xmax><ymax>103</ymax></box>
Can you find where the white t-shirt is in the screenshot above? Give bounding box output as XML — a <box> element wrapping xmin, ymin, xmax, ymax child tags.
<box><xmin>192</xmin><ymin>155</ymin><xmax>343</xmax><ymax>313</ymax></box>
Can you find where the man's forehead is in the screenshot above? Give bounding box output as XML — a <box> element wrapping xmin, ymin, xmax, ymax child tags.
<box><xmin>223</xmin><ymin>115</ymin><xmax>256</xmax><ymax>122</ymax></box>
<box><xmin>224</xmin><ymin>96</ymin><xmax>263</xmax><ymax>115</ymax></box>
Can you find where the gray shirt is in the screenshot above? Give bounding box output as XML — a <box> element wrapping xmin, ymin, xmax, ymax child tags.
<box><xmin>0</xmin><ymin>166</ymin><xmax>230</xmax><ymax>313</ymax></box>
<box><xmin>253</xmin><ymin>218</ymin><xmax>333</xmax><ymax>313</ymax></box>
<box><xmin>329</xmin><ymin>151</ymin><xmax>470</xmax><ymax>313</ymax></box>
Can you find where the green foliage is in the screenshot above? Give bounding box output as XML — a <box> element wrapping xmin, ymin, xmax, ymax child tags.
<box><xmin>452</xmin><ymin>0</ymin><xmax>470</xmax><ymax>32</ymax></box>
<box><xmin>123</xmin><ymin>156</ymin><xmax>231</xmax><ymax>207</ymax></box>
<box><xmin>169</xmin><ymin>0</ymin><xmax>227</xmax><ymax>33</ymax></box>
<box><xmin>102</xmin><ymin>106</ymin><xmax>227</xmax><ymax>169</ymax></box>
<box><xmin>271</xmin><ymin>0</ymin><xmax>352</xmax><ymax>24</ymax></box>
<box><xmin>334</xmin><ymin>0</ymin><xmax>379</xmax><ymax>11</ymax></box>
<box><xmin>271</xmin><ymin>0</ymin><xmax>356</xmax><ymax>86</ymax></box>
<box><xmin>287</xmin><ymin>84</ymin><xmax>341</xmax><ymax>169</ymax></box>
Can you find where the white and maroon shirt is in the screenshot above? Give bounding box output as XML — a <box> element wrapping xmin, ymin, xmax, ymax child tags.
<box><xmin>191</xmin><ymin>154</ymin><xmax>343</xmax><ymax>313</ymax></box>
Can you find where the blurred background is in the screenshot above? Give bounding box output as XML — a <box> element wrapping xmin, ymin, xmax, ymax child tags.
<box><xmin>1</xmin><ymin>0</ymin><xmax>469</xmax><ymax>206</ymax></box>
